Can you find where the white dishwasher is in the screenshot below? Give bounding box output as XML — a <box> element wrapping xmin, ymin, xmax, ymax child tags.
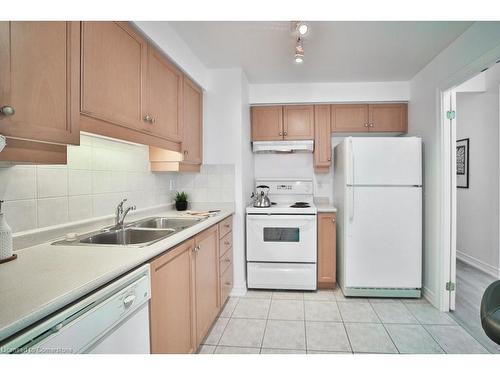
<box><xmin>1</xmin><ymin>264</ymin><xmax>151</xmax><ymax>354</ymax></box>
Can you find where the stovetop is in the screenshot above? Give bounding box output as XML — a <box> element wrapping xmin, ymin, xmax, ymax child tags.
<box><xmin>246</xmin><ymin>201</ymin><xmax>317</xmax><ymax>215</ymax></box>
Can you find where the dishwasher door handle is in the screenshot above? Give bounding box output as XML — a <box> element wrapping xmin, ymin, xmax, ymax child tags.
<box><xmin>123</xmin><ymin>294</ymin><xmax>136</xmax><ymax>309</ymax></box>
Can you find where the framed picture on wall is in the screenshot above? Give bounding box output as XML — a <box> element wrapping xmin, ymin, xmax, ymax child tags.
<box><xmin>457</xmin><ymin>138</ymin><xmax>469</xmax><ymax>188</ymax></box>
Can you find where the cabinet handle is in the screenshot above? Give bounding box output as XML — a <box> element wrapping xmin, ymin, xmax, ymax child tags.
<box><xmin>0</xmin><ymin>106</ymin><xmax>15</xmax><ymax>116</ymax></box>
<box><xmin>224</xmin><ymin>240</ymin><xmax>230</xmax><ymax>245</ymax></box>
<box><xmin>225</xmin><ymin>282</ymin><xmax>232</xmax><ymax>286</ymax></box>
<box><xmin>183</xmin><ymin>150</ymin><xmax>188</xmax><ymax>155</ymax></box>
<box><xmin>224</xmin><ymin>224</ymin><xmax>230</xmax><ymax>228</ymax></box>
<box><xmin>143</xmin><ymin>115</ymin><xmax>153</xmax><ymax>123</ymax></box>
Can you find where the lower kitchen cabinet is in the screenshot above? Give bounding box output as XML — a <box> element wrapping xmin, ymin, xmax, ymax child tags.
<box><xmin>148</xmin><ymin>216</ymin><xmax>233</xmax><ymax>353</ymax></box>
<box><xmin>150</xmin><ymin>239</ymin><xmax>196</xmax><ymax>354</ymax></box>
<box><xmin>317</xmin><ymin>212</ymin><xmax>337</xmax><ymax>289</ymax></box>
<box><xmin>219</xmin><ymin>217</ymin><xmax>233</xmax><ymax>306</ymax></box>
<box><xmin>194</xmin><ymin>225</ymin><xmax>220</xmax><ymax>347</ymax></box>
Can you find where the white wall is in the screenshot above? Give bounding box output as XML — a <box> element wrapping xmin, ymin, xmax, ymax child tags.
<box><xmin>408</xmin><ymin>21</ymin><xmax>500</xmax><ymax>308</ymax></box>
<box><xmin>456</xmin><ymin>63</ymin><xmax>500</xmax><ymax>277</ymax></box>
<box><xmin>0</xmin><ymin>134</ymin><xmax>176</xmax><ymax>233</ymax></box>
<box><xmin>203</xmin><ymin>68</ymin><xmax>253</xmax><ymax>295</ymax></box>
<box><xmin>249</xmin><ymin>81</ymin><xmax>410</xmax><ymax>104</ymax></box>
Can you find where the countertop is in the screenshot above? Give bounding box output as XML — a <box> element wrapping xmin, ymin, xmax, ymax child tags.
<box><xmin>315</xmin><ymin>202</ymin><xmax>338</xmax><ymax>213</ymax></box>
<box><xmin>0</xmin><ymin>207</ymin><xmax>234</xmax><ymax>342</ymax></box>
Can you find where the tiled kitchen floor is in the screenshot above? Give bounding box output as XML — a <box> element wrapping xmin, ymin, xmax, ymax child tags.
<box><xmin>197</xmin><ymin>288</ymin><xmax>491</xmax><ymax>354</ymax></box>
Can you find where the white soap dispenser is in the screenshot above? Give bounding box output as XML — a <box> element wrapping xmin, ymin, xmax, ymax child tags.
<box><xmin>0</xmin><ymin>200</ymin><xmax>15</xmax><ymax>264</ymax></box>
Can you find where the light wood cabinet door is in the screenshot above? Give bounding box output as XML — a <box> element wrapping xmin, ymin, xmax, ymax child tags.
<box><xmin>150</xmin><ymin>239</ymin><xmax>196</xmax><ymax>354</ymax></box>
<box><xmin>182</xmin><ymin>77</ymin><xmax>203</xmax><ymax>164</ymax></box>
<box><xmin>251</xmin><ymin>106</ymin><xmax>283</xmax><ymax>141</ymax></box>
<box><xmin>331</xmin><ymin>104</ymin><xmax>369</xmax><ymax>132</ymax></box>
<box><xmin>194</xmin><ymin>225</ymin><xmax>220</xmax><ymax>346</ymax></box>
<box><xmin>81</xmin><ymin>21</ymin><xmax>147</xmax><ymax>131</ymax></box>
<box><xmin>368</xmin><ymin>103</ymin><xmax>407</xmax><ymax>132</ymax></box>
<box><xmin>283</xmin><ymin>105</ymin><xmax>314</xmax><ymax>140</ymax></box>
<box><xmin>314</xmin><ymin>105</ymin><xmax>332</xmax><ymax>171</ymax></box>
<box><xmin>0</xmin><ymin>22</ymin><xmax>80</xmax><ymax>145</ymax></box>
<box><xmin>145</xmin><ymin>46</ymin><xmax>183</xmax><ymax>142</ymax></box>
<box><xmin>318</xmin><ymin>212</ymin><xmax>336</xmax><ymax>289</ymax></box>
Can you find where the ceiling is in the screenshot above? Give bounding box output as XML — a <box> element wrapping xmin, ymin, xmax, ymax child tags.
<box><xmin>169</xmin><ymin>21</ymin><xmax>473</xmax><ymax>83</ymax></box>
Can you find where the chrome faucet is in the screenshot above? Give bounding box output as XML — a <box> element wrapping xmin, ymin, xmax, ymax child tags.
<box><xmin>115</xmin><ymin>199</ymin><xmax>136</xmax><ymax>228</ymax></box>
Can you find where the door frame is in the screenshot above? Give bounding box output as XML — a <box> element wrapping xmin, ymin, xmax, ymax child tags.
<box><xmin>438</xmin><ymin>47</ymin><xmax>500</xmax><ymax>312</ymax></box>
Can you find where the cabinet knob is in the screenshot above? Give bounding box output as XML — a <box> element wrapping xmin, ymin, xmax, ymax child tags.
<box><xmin>224</xmin><ymin>224</ymin><xmax>230</xmax><ymax>228</ymax></box>
<box><xmin>225</xmin><ymin>282</ymin><xmax>232</xmax><ymax>286</ymax></box>
<box><xmin>332</xmin><ymin>218</ymin><xmax>336</xmax><ymax>223</ymax></box>
<box><xmin>364</xmin><ymin>123</ymin><xmax>369</xmax><ymax>128</ymax></box>
<box><xmin>225</xmin><ymin>258</ymin><xmax>231</xmax><ymax>263</ymax></box>
<box><xmin>0</xmin><ymin>106</ymin><xmax>15</xmax><ymax>117</ymax></box>
<box><xmin>194</xmin><ymin>245</ymin><xmax>200</xmax><ymax>252</ymax></box>
<box><xmin>283</xmin><ymin>131</ymin><xmax>288</xmax><ymax>136</ymax></box>
<box><xmin>183</xmin><ymin>150</ymin><xmax>188</xmax><ymax>155</ymax></box>
<box><xmin>327</xmin><ymin>156</ymin><xmax>331</xmax><ymax>161</ymax></box>
<box><xmin>143</xmin><ymin>115</ymin><xmax>153</xmax><ymax>123</ymax></box>
<box><xmin>369</xmin><ymin>123</ymin><xmax>374</xmax><ymax>128</ymax></box>
<box><xmin>279</xmin><ymin>131</ymin><xmax>283</xmax><ymax>136</ymax></box>
<box><xmin>224</xmin><ymin>240</ymin><xmax>230</xmax><ymax>245</ymax></box>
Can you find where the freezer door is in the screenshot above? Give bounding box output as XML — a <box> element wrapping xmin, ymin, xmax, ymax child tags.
<box><xmin>347</xmin><ymin>137</ymin><xmax>422</xmax><ymax>186</ymax></box>
<box><xmin>344</xmin><ymin>186</ymin><xmax>422</xmax><ymax>289</ymax></box>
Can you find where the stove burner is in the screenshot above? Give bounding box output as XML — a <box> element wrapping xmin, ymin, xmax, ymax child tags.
<box><xmin>290</xmin><ymin>202</ymin><xmax>310</xmax><ymax>208</ymax></box>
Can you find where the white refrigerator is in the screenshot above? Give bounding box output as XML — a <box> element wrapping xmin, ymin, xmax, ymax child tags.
<box><xmin>334</xmin><ymin>137</ymin><xmax>422</xmax><ymax>298</ymax></box>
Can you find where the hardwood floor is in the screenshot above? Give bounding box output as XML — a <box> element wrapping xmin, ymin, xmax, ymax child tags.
<box><xmin>450</xmin><ymin>259</ymin><xmax>500</xmax><ymax>353</ymax></box>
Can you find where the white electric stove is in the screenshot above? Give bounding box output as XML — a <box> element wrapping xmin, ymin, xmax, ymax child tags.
<box><xmin>246</xmin><ymin>179</ymin><xmax>317</xmax><ymax>291</ymax></box>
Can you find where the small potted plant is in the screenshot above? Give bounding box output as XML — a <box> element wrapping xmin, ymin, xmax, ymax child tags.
<box><xmin>175</xmin><ymin>191</ymin><xmax>188</xmax><ymax>211</ymax></box>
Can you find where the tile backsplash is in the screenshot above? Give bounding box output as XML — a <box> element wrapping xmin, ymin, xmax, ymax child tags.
<box><xmin>0</xmin><ymin>134</ymin><xmax>176</xmax><ymax>233</ymax></box>
<box><xmin>176</xmin><ymin>164</ymin><xmax>235</xmax><ymax>205</ymax></box>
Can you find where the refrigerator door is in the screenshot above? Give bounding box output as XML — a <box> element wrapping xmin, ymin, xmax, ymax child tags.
<box><xmin>346</xmin><ymin>137</ymin><xmax>422</xmax><ymax>186</ymax></box>
<box><xmin>344</xmin><ymin>186</ymin><xmax>422</xmax><ymax>289</ymax></box>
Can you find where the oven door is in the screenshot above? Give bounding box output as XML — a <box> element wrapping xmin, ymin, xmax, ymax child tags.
<box><xmin>246</xmin><ymin>214</ymin><xmax>317</xmax><ymax>263</ymax></box>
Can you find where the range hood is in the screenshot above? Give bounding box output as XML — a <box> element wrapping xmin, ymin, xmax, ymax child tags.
<box><xmin>252</xmin><ymin>140</ymin><xmax>314</xmax><ymax>154</ymax></box>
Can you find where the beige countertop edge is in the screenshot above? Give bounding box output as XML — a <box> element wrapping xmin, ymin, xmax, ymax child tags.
<box><xmin>0</xmin><ymin>209</ymin><xmax>234</xmax><ymax>342</ymax></box>
<box><xmin>315</xmin><ymin>205</ymin><xmax>338</xmax><ymax>213</ymax></box>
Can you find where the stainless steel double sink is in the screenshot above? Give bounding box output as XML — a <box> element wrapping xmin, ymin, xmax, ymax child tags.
<box><xmin>53</xmin><ymin>217</ymin><xmax>206</xmax><ymax>247</ymax></box>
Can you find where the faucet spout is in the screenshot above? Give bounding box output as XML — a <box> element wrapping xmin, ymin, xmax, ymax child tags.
<box><xmin>114</xmin><ymin>199</ymin><xmax>136</xmax><ymax>228</ymax></box>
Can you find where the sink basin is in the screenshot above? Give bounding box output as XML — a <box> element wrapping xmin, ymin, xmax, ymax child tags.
<box><xmin>131</xmin><ymin>217</ymin><xmax>203</xmax><ymax>231</ymax></box>
<box><xmin>79</xmin><ymin>228</ymin><xmax>176</xmax><ymax>245</ymax></box>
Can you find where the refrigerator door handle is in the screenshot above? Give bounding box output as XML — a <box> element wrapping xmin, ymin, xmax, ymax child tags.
<box><xmin>349</xmin><ymin>186</ymin><xmax>354</xmax><ymax>221</ymax></box>
<box><xmin>349</xmin><ymin>138</ymin><xmax>355</xmax><ymax>221</ymax></box>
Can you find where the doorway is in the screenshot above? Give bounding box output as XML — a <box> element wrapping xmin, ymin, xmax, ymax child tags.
<box><xmin>444</xmin><ymin>64</ymin><xmax>500</xmax><ymax>353</ymax></box>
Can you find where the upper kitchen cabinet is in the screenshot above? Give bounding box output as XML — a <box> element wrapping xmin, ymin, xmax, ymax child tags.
<box><xmin>331</xmin><ymin>103</ymin><xmax>407</xmax><ymax>133</ymax></box>
<box><xmin>368</xmin><ymin>103</ymin><xmax>407</xmax><ymax>132</ymax></box>
<box><xmin>145</xmin><ymin>46</ymin><xmax>183</xmax><ymax>142</ymax></box>
<box><xmin>251</xmin><ymin>105</ymin><xmax>314</xmax><ymax>141</ymax></box>
<box><xmin>283</xmin><ymin>105</ymin><xmax>314</xmax><ymax>140</ymax></box>
<box><xmin>80</xmin><ymin>22</ymin><xmax>148</xmax><ymax>132</ymax></box>
<box><xmin>313</xmin><ymin>105</ymin><xmax>332</xmax><ymax>172</ymax></box>
<box><xmin>251</xmin><ymin>106</ymin><xmax>283</xmax><ymax>141</ymax></box>
<box><xmin>0</xmin><ymin>22</ymin><xmax>80</xmax><ymax>145</ymax></box>
<box><xmin>331</xmin><ymin>104</ymin><xmax>369</xmax><ymax>132</ymax></box>
<box><xmin>181</xmin><ymin>77</ymin><xmax>203</xmax><ymax>164</ymax></box>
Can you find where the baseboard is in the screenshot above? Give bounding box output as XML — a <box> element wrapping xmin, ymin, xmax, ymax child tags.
<box><xmin>229</xmin><ymin>283</ymin><xmax>247</xmax><ymax>297</ymax></box>
<box><xmin>457</xmin><ymin>250</ymin><xmax>500</xmax><ymax>278</ymax></box>
<box><xmin>422</xmin><ymin>285</ymin><xmax>437</xmax><ymax>307</ymax></box>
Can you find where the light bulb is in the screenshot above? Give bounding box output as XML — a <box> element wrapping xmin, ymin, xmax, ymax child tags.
<box><xmin>298</xmin><ymin>23</ymin><xmax>308</xmax><ymax>35</ymax></box>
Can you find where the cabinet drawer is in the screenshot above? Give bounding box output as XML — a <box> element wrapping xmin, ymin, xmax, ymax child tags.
<box><xmin>219</xmin><ymin>248</ymin><xmax>233</xmax><ymax>275</ymax></box>
<box><xmin>219</xmin><ymin>232</ymin><xmax>232</xmax><ymax>257</ymax></box>
<box><xmin>219</xmin><ymin>216</ymin><xmax>232</xmax><ymax>239</ymax></box>
<box><xmin>220</xmin><ymin>265</ymin><xmax>233</xmax><ymax>305</ymax></box>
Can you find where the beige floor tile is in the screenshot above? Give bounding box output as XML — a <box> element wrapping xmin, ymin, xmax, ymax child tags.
<box><xmin>424</xmin><ymin>325</ymin><xmax>488</xmax><ymax>354</ymax></box>
<box><xmin>338</xmin><ymin>302</ymin><xmax>380</xmax><ymax>323</ymax></box>
<box><xmin>261</xmin><ymin>348</ymin><xmax>306</xmax><ymax>354</ymax></box>
<box><xmin>232</xmin><ymin>298</ymin><xmax>270</xmax><ymax>319</ymax></box>
<box><xmin>197</xmin><ymin>345</ymin><xmax>216</xmax><ymax>354</ymax></box>
<box><xmin>405</xmin><ymin>303</ymin><xmax>457</xmax><ymax>325</ymax></box>
<box><xmin>241</xmin><ymin>290</ymin><xmax>272</xmax><ymax>299</ymax></box>
<box><xmin>344</xmin><ymin>323</ymin><xmax>398</xmax><ymax>353</ymax></box>
<box><xmin>304</xmin><ymin>301</ymin><xmax>342</xmax><ymax>322</ymax></box>
<box><xmin>219</xmin><ymin>318</ymin><xmax>267</xmax><ymax>348</ymax></box>
<box><xmin>303</xmin><ymin>290</ymin><xmax>336</xmax><ymax>301</ymax></box>
<box><xmin>219</xmin><ymin>297</ymin><xmax>239</xmax><ymax>318</ymax></box>
<box><xmin>272</xmin><ymin>291</ymin><xmax>304</xmax><ymax>300</ymax></box>
<box><xmin>268</xmin><ymin>299</ymin><xmax>304</xmax><ymax>320</ymax></box>
<box><xmin>262</xmin><ymin>320</ymin><xmax>306</xmax><ymax>350</ymax></box>
<box><xmin>215</xmin><ymin>346</ymin><xmax>260</xmax><ymax>354</ymax></box>
<box><xmin>305</xmin><ymin>321</ymin><xmax>352</xmax><ymax>352</ymax></box>
<box><xmin>203</xmin><ymin>317</ymin><xmax>229</xmax><ymax>345</ymax></box>
<box><xmin>385</xmin><ymin>324</ymin><xmax>444</xmax><ymax>354</ymax></box>
<box><xmin>371</xmin><ymin>302</ymin><xmax>419</xmax><ymax>324</ymax></box>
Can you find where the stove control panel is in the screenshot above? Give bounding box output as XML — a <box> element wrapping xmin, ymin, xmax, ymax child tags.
<box><xmin>256</xmin><ymin>179</ymin><xmax>313</xmax><ymax>195</ymax></box>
